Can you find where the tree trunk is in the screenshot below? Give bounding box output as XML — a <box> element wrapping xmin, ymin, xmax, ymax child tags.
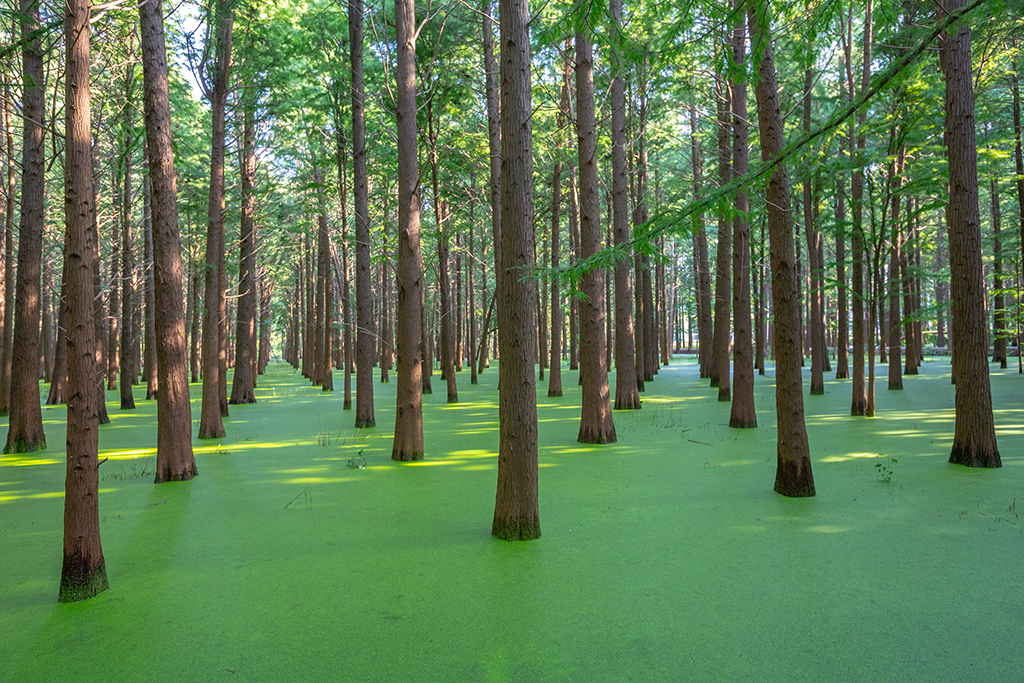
<box><xmin>428</xmin><ymin>101</ymin><xmax>457</xmax><ymax>403</ymax></box>
<box><xmin>803</xmin><ymin>68</ymin><xmax>825</xmax><ymax>396</ymax></box>
<box><xmin>610</xmin><ymin>0</ymin><xmax>639</xmax><ymax>410</ymax></box>
<box><xmin>569</xmin><ymin>168</ymin><xmax>579</xmax><ymax>372</ymax></box>
<box><xmin>140</xmin><ymin>0</ymin><xmax>198</xmax><ymax>482</ymax></box>
<box><xmin>849</xmin><ymin>0</ymin><xmax>871</xmax><ymax>417</ymax></box>
<box><xmin>198</xmin><ymin>0</ymin><xmax>232</xmax><ymax>438</ymax></box>
<box><xmin>711</xmin><ymin>73</ymin><xmax>731</xmax><ymax>400</ymax></box>
<box><xmin>483</xmin><ymin>0</ymin><xmax>502</xmax><ymax>308</ymax></box>
<box><xmin>392</xmin><ymin>0</ymin><xmax>425</xmax><ymax>461</ymax></box>
<box><xmin>730</xmin><ymin>10</ymin><xmax>756</xmax><ymax>428</ymax></box>
<box><xmin>548</xmin><ymin>161</ymin><xmax>564</xmax><ymax>398</ymax></box>
<box><xmin>4</xmin><ymin>0</ymin><xmax>47</xmax><ymax>453</ymax></box>
<box><xmin>692</xmin><ymin>107</ymin><xmax>713</xmax><ymax>379</ymax></box>
<box><xmin>1014</xmin><ymin>44</ymin><xmax>1024</xmax><ymax>354</ymax></box>
<box><xmin>143</xmin><ymin>162</ymin><xmax>157</xmax><ymax>401</ymax></box>
<box><xmin>230</xmin><ymin>97</ymin><xmax>257</xmax><ymax>404</ymax></box>
<box><xmin>576</xmin><ymin>28</ymin><xmax>615</xmax><ymax>444</ymax></box>
<box><xmin>47</xmin><ymin>274</ymin><xmax>69</xmax><ymax>405</ymax></box>
<box><xmin>991</xmin><ymin>178</ymin><xmax>1006</xmax><ymax>368</ymax></box>
<box><xmin>60</xmin><ymin>0</ymin><xmax>108</xmax><ymax>601</ymax></box>
<box><xmin>317</xmin><ymin>165</ymin><xmax>334</xmax><ymax>392</ymax></box>
<box><xmin>748</xmin><ymin>0</ymin><xmax>814</xmax><ymax>497</ymax></box>
<box><xmin>492</xmin><ymin>0</ymin><xmax>541</xmax><ymax>540</ymax></box>
<box><xmin>0</xmin><ymin>77</ymin><xmax>13</xmax><ymax>416</ymax></box>
<box><xmin>887</xmin><ymin>143</ymin><xmax>905</xmax><ymax>391</ymax></box>
<box><xmin>939</xmin><ymin>0</ymin><xmax>1000</xmax><ymax>467</ymax></box>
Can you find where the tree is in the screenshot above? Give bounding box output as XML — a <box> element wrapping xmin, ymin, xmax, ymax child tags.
<box><xmin>197</xmin><ymin>0</ymin><xmax>233</xmax><ymax>439</ymax></box>
<box><xmin>230</xmin><ymin>94</ymin><xmax>258</xmax><ymax>404</ymax></box>
<box><xmin>392</xmin><ymin>0</ymin><xmax>425</xmax><ymax>461</ymax></box>
<box><xmin>349</xmin><ymin>0</ymin><xmax>374</xmax><ymax>427</ymax></box>
<box><xmin>492</xmin><ymin>0</ymin><xmax>540</xmax><ymax>541</ymax></box>
<box><xmin>609</xmin><ymin>0</ymin><xmax>640</xmax><ymax>411</ymax></box>
<box><xmin>849</xmin><ymin>0</ymin><xmax>871</xmax><ymax>417</ymax></box>
<box><xmin>575</xmin><ymin>26</ymin><xmax>615</xmax><ymax>445</ymax></box>
<box><xmin>140</xmin><ymin>0</ymin><xmax>199</xmax><ymax>483</ymax></box>
<box><xmin>710</xmin><ymin>72</ymin><xmax>731</xmax><ymax>401</ymax></box>
<box><xmin>60</xmin><ymin>0</ymin><xmax>108</xmax><ymax>602</ymax></box>
<box><xmin>747</xmin><ymin>0</ymin><xmax>814</xmax><ymax>497</ymax></box>
<box><xmin>0</xmin><ymin>76</ymin><xmax>12</xmax><ymax>416</ymax></box>
<box><xmin>939</xmin><ymin>0</ymin><xmax>1000</xmax><ymax>468</ymax></box>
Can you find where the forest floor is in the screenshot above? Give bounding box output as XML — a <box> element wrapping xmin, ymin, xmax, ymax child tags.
<box><xmin>1</xmin><ymin>356</ymin><xmax>1022</xmax><ymax>682</ymax></box>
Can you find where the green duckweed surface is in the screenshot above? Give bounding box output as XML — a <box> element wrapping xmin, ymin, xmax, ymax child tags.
<box><xmin>2</xmin><ymin>358</ymin><xmax>1022</xmax><ymax>682</ymax></box>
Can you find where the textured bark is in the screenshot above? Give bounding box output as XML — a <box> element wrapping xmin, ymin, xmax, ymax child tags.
<box><xmin>140</xmin><ymin>0</ymin><xmax>198</xmax><ymax>482</ymax></box>
<box><xmin>576</xmin><ymin>30</ymin><xmax>616</xmax><ymax>444</ymax></box>
<box><xmin>60</xmin><ymin>0</ymin><xmax>108</xmax><ymax>601</ymax></box>
<box><xmin>803</xmin><ymin>69</ymin><xmax>824</xmax><ymax>396</ymax></box>
<box><xmin>47</xmin><ymin>274</ymin><xmax>69</xmax><ymax>405</ymax></box>
<box><xmin>568</xmin><ymin>169</ymin><xmax>579</xmax><ymax>372</ymax></box>
<box><xmin>143</xmin><ymin>168</ymin><xmax>157</xmax><ymax>401</ymax></box>
<box><xmin>609</xmin><ymin>0</ymin><xmax>639</xmax><ymax>411</ymax></box>
<box><xmin>729</xmin><ymin>11</ymin><xmax>756</xmax><ymax>428</ymax></box>
<box><xmin>692</xmin><ymin>108</ymin><xmax>713</xmax><ymax>379</ymax></box>
<box><xmin>0</xmin><ymin>79</ymin><xmax>13</xmax><ymax>415</ymax></box>
<box><xmin>990</xmin><ymin>178</ymin><xmax>1006</xmax><ymax>368</ymax></box>
<box><xmin>748</xmin><ymin>0</ymin><xmax>814</xmax><ymax>497</ymax></box>
<box><xmin>230</xmin><ymin>99</ymin><xmax>257</xmax><ymax>404</ymax></box>
<box><xmin>1014</xmin><ymin>47</ymin><xmax>1024</xmax><ymax>342</ymax></box>
<box><xmin>711</xmin><ymin>74</ymin><xmax>731</xmax><ymax>400</ymax></box>
<box><xmin>887</xmin><ymin>144</ymin><xmax>905</xmax><ymax>391</ymax></box>
<box><xmin>849</xmin><ymin>0</ymin><xmax>871</xmax><ymax>417</ymax></box>
<box><xmin>483</xmin><ymin>0</ymin><xmax>502</xmax><ymax>305</ymax></box>
<box><xmin>4</xmin><ymin>0</ymin><xmax>46</xmax><ymax>453</ymax></box>
<box><xmin>428</xmin><ymin>101</ymin><xmax>457</xmax><ymax>403</ymax></box>
<box><xmin>939</xmin><ymin>0</ymin><xmax>1000</xmax><ymax>467</ymax></box>
<box><xmin>349</xmin><ymin>0</ymin><xmax>374</xmax><ymax>426</ymax></box>
<box><xmin>492</xmin><ymin>0</ymin><xmax>541</xmax><ymax>540</ymax></box>
<box><xmin>392</xmin><ymin>0</ymin><xmax>424</xmax><ymax>461</ymax></box>
<box><xmin>835</xmin><ymin>184</ymin><xmax>849</xmax><ymax>379</ymax></box>
<box><xmin>107</xmin><ymin>171</ymin><xmax>120</xmax><ymax>391</ymax></box>
<box><xmin>92</xmin><ymin>208</ymin><xmax>110</xmax><ymax>425</ymax></box>
<box><xmin>548</xmin><ymin>161</ymin><xmax>563</xmax><ymax>398</ymax></box>
<box><xmin>335</xmin><ymin>99</ymin><xmax>354</xmax><ymax>408</ymax></box>
<box><xmin>198</xmin><ymin>0</ymin><xmax>232</xmax><ymax>438</ymax></box>
<box><xmin>317</xmin><ymin>165</ymin><xmax>334</xmax><ymax>393</ymax></box>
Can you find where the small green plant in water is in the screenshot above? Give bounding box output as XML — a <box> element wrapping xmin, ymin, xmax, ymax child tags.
<box><xmin>348</xmin><ymin>450</ymin><xmax>366</xmax><ymax>469</ymax></box>
<box><xmin>874</xmin><ymin>457</ymin><xmax>897</xmax><ymax>484</ymax></box>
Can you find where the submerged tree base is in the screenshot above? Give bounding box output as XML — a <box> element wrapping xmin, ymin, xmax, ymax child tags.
<box><xmin>774</xmin><ymin>456</ymin><xmax>816</xmax><ymax>497</ymax></box>
<box><xmin>58</xmin><ymin>554</ymin><xmax>109</xmax><ymax>603</ymax></box>
<box><xmin>392</xmin><ymin>450</ymin><xmax>424</xmax><ymax>462</ymax></box>
<box><xmin>492</xmin><ymin>517</ymin><xmax>541</xmax><ymax>541</ymax></box>
<box><xmin>613</xmin><ymin>396</ymin><xmax>640</xmax><ymax>410</ymax></box>
<box><xmin>155</xmin><ymin>466</ymin><xmax>198</xmax><ymax>484</ymax></box>
<box><xmin>729</xmin><ymin>417</ymin><xmax>757</xmax><ymax>429</ymax></box>
<box><xmin>577</xmin><ymin>427</ymin><xmax>616</xmax><ymax>445</ymax></box>
<box><xmin>949</xmin><ymin>446</ymin><xmax>1001</xmax><ymax>468</ymax></box>
<box><xmin>3</xmin><ymin>435</ymin><xmax>47</xmax><ymax>454</ymax></box>
<box><xmin>355</xmin><ymin>417</ymin><xmax>375</xmax><ymax>429</ymax></box>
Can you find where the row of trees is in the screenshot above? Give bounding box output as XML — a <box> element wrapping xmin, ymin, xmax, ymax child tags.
<box><xmin>0</xmin><ymin>0</ymin><xmax>1015</xmax><ymax>601</ymax></box>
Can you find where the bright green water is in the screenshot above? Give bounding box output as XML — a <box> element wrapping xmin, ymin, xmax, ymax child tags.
<box><xmin>1</xmin><ymin>358</ymin><xmax>1021</xmax><ymax>682</ymax></box>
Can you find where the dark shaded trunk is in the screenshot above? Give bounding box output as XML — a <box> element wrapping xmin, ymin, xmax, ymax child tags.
<box><xmin>711</xmin><ymin>73</ymin><xmax>731</xmax><ymax>399</ymax></box>
<box><xmin>230</xmin><ymin>98</ymin><xmax>257</xmax><ymax>404</ymax></box>
<box><xmin>119</xmin><ymin>73</ymin><xmax>137</xmax><ymax>408</ymax></box>
<box><xmin>730</xmin><ymin>10</ymin><xmax>756</xmax><ymax>428</ymax></box>
<box><xmin>143</xmin><ymin>163</ymin><xmax>157</xmax><ymax>401</ymax></box>
<box><xmin>849</xmin><ymin>0</ymin><xmax>871</xmax><ymax>417</ymax></box>
<box><xmin>392</xmin><ymin>0</ymin><xmax>425</xmax><ymax>461</ymax></box>
<box><xmin>991</xmin><ymin>178</ymin><xmax>1006</xmax><ymax>368</ymax></box>
<box><xmin>939</xmin><ymin>0</ymin><xmax>1000</xmax><ymax>467</ymax></box>
<box><xmin>692</xmin><ymin>107</ymin><xmax>713</xmax><ymax>379</ymax></box>
<box><xmin>428</xmin><ymin>100</ymin><xmax>457</xmax><ymax>403</ymax></box>
<box><xmin>4</xmin><ymin>0</ymin><xmax>47</xmax><ymax>453</ymax></box>
<box><xmin>60</xmin><ymin>0</ymin><xmax>108</xmax><ymax>601</ymax></box>
<box><xmin>140</xmin><ymin>0</ymin><xmax>198</xmax><ymax>482</ymax></box>
<box><xmin>0</xmin><ymin>78</ymin><xmax>14</xmax><ymax>416</ymax></box>
<box><xmin>887</xmin><ymin>144</ymin><xmax>905</xmax><ymax>390</ymax></box>
<box><xmin>803</xmin><ymin>68</ymin><xmax>824</xmax><ymax>396</ymax></box>
<box><xmin>748</xmin><ymin>0</ymin><xmax>814</xmax><ymax>497</ymax></box>
<box><xmin>47</xmin><ymin>274</ymin><xmax>69</xmax><ymax>405</ymax></box>
<box><xmin>548</xmin><ymin>160</ymin><xmax>563</xmax><ymax>398</ymax></box>
<box><xmin>576</xmin><ymin>28</ymin><xmax>615</xmax><ymax>444</ymax></box>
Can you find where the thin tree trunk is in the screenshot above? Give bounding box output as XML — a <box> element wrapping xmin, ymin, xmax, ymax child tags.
<box><xmin>548</xmin><ymin>161</ymin><xmax>564</xmax><ymax>398</ymax></box>
<box><xmin>692</xmin><ymin>107</ymin><xmax>713</xmax><ymax>379</ymax></box>
<box><xmin>711</xmin><ymin>73</ymin><xmax>731</xmax><ymax>399</ymax></box>
<box><xmin>230</xmin><ymin>98</ymin><xmax>257</xmax><ymax>404</ymax></box>
<box><xmin>850</xmin><ymin>0</ymin><xmax>871</xmax><ymax>416</ymax></box>
<box><xmin>887</xmin><ymin>143</ymin><xmax>905</xmax><ymax>390</ymax></box>
<box><xmin>47</xmin><ymin>273</ymin><xmax>69</xmax><ymax>405</ymax></box>
<box><xmin>0</xmin><ymin>76</ymin><xmax>13</xmax><ymax>416</ymax></box>
<box><xmin>143</xmin><ymin>159</ymin><xmax>157</xmax><ymax>400</ymax></box>
<box><xmin>803</xmin><ymin>68</ymin><xmax>825</xmax><ymax>396</ymax></box>
<box><xmin>991</xmin><ymin>177</ymin><xmax>1006</xmax><ymax>367</ymax></box>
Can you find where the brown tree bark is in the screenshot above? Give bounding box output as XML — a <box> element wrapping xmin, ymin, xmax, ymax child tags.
<box><xmin>120</xmin><ymin>94</ymin><xmax>137</xmax><ymax>408</ymax></box>
<box><xmin>4</xmin><ymin>0</ymin><xmax>46</xmax><ymax>453</ymax></box>
<box><xmin>730</xmin><ymin>9</ymin><xmax>756</xmax><ymax>428</ymax></box>
<box><xmin>568</xmin><ymin>169</ymin><xmax>579</xmax><ymax>372</ymax></box>
<box><xmin>849</xmin><ymin>0</ymin><xmax>871</xmax><ymax>416</ymax></box>
<box><xmin>492</xmin><ymin>0</ymin><xmax>541</xmax><ymax>539</ymax></box>
<box><xmin>349</xmin><ymin>0</ymin><xmax>374</xmax><ymax>426</ymax></box>
<box><xmin>392</xmin><ymin>0</ymin><xmax>424</xmax><ymax>461</ymax></box>
<box><xmin>334</xmin><ymin>95</ymin><xmax>353</xmax><ymax>408</ymax></box>
<box><xmin>92</xmin><ymin>202</ymin><xmax>110</xmax><ymax>425</ymax></box>
<box><xmin>428</xmin><ymin>100</ymin><xmax>457</xmax><ymax>403</ymax></box>
<box><xmin>939</xmin><ymin>0</ymin><xmax>1000</xmax><ymax>467</ymax></box>
<box><xmin>60</xmin><ymin>0</ymin><xmax>108</xmax><ymax>601</ymax></box>
<box><xmin>317</xmin><ymin>165</ymin><xmax>334</xmax><ymax>392</ymax></box>
<box><xmin>711</xmin><ymin>73</ymin><xmax>731</xmax><ymax>400</ymax></box>
<box><xmin>576</xmin><ymin>28</ymin><xmax>616</xmax><ymax>444</ymax></box>
<box><xmin>887</xmin><ymin>143</ymin><xmax>905</xmax><ymax>391</ymax></box>
<box><xmin>0</xmin><ymin>77</ymin><xmax>13</xmax><ymax>415</ymax></box>
<box><xmin>609</xmin><ymin>0</ymin><xmax>639</xmax><ymax>411</ymax></box>
<box><xmin>483</xmin><ymin>0</ymin><xmax>502</xmax><ymax>307</ymax></box>
<box><xmin>143</xmin><ymin>163</ymin><xmax>157</xmax><ymax>401</ymax></box>
<box><xmin>1014</xmin><ymin>44</ymin><xmax>1024</xmax><ymax>340</ymax></box>
<box><xmin>548</xmin><ymin>162</ymin><xmax>563</xmax><ymax>398</ymax></box>
<box><xmin>748</xmin><ymin>0</ymin><xmax>814</xmax><ymax>497</ymax></box>
<box><xmin>803</xmin><ymin>69</ymin><xmax>825</xmax><ymax>396</ymax></box>
<box><xmin>140</xmin><ymin>0</ymin><xmax>198</xmax><ymax>482</ymax></box>
<box><xmin>991</xmin><ymin>178</ymin><xmax>1006</xmax><ymax>368</ymax></box>
<box><xmin>47</xmin><ymin>274</ymin><xmax>68</xmax><ymax>405</ymax></box>
<box><xmin>230</xmin><ymin>97</ymin><xmax>257</xmax><ymax>404</ymax></box>
<box><xmin>107</xmin><ymin>181</ymin><xmax>120</xmax><ymax>391</ymax></box>
<box><xmin>692</xmin><ymin>107</ymin><xmax>713</xmax><ymax>379</ymax></box>
<box><xmin>198</xmin><ymin>0</ymin><xmax>232</xmax><ymax>438</ymax></box>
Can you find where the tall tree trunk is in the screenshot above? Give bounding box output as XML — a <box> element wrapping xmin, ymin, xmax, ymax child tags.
<box><xmin>107</xmin><ymin>189</ymin><xmax>120</xmax><ymax>391</ymax></box>
<box><xmin>492</xmin><ymin>0</ymin><xmax>541</xmax><ymax>540</ymax></box>
<box><xmin>576</xmin><ymin>28</ymin><xmax>615</xmax><ymax>444</ymax></box>
<box><xmin>198</xmin><ymin>0</ymin><xmax>232</xmax><ymax>438</ymax></box>
<box><xmin>60</xmin><ymin>0</ymin><xmax>108</xmax><ymax>601</ymax></box>
<box><xmin>887</xmin><ymin>142</ymin><xmax>905</xmax><ymax>390</ymax></box>
<box><xmin>991</xmin><ymin>178</ymin><xmax>1006</xmax><ymax>368</ymax></box>
<box><xmin>568</xmin><ymin>168</ymin><xmax>579</xmax><ymax>372</ymax></box>
<box><xmin>748</xmin><ymin>0</ymin><xmax>814</xmax><ymax>497</ymax></box>
<box><xmin>392</xmin><ymin>0</ymin><xmax>425</xmax><ymax>460</ymax></box>
<box><xmin>711</xmin><ymin>73</ymin><xmax>731</xmax><ymax>400</ymax></box>
<box><xmin>120</xmin><ymin>94</ymin><xmax>138</xmax><ymax>408</ymax></box>
<box><xmin>139</xmin><ymin>0</ymin><xmax>198</xmax><ymax>482</ymax></box>
<box><xmin>483</xmin><ymin>0</ymin><xmax>502</xmax><ymax>308</ymax></box>
<box><xmin>47</xmin><ymin>274</ymin><xmax>69</xmax><ymax>405</ymax></box>
<box><xmin>349</xmin><ymin>0</ymin><xmax>374</xmax><ymax>426</ymax></box>
<box><xmin>92</xmin><ymin>188</ymin><xmax>110</xmax><ymax>426</ymax></box>
<box><xmin>1014</xmin><ymin>43</ymin><xmax>1024</xmax><ymax>349</ymax></box>
<box><xmin>0</xmin><ymin>77</ymin><xmax>13</xmax><ymax>416</ymax></box>
<box><xmin>317</xmin><ymin>165</ymin><xmax>334</xmax><ymax>392</ymax></box>
<box><xmin>610</xmin><ymin>0</ymin><xmax>639</xmax><ymax>410</ymax></box>
<box><xmin>4</xmin><ymin>0</ymin><xmax>46</xmax><ymax>453</ymax></box>
<box><xmin>849</xmin><ymin>0</ymin><xmax>871</xmax><ymax>416</ymax></box>
<box><xmin>143</xmin><ymin>159</ymin><xmax>157</xmax><ymax>400</ymax></box>
<box><xmin>428</xmin><ymin>101</ymin><xmax>457</xmax><ymax>403</ymax></box>
<box><xmin>692</xmin><ymin>107</ymin><xmax>713</xmax><ymax>379</ymax></box>
<box><xmin>803</xmin><ymin>69</ymin><xmax>825</xmax><ymax>396</ymax></box>
<box><xmin>469</xmin><ymin>181</ymin><xmax>479</xmax><ymax>386</ymax></box>
<box><xmin>730</xmin><ymin>10</ymin><xmax>756</xmax><ymax>428</ymax></box>
<box><xmin>939</xmin><ymin>0</ymin><xmax>1000</xmax><ymax>467</ymax></box>
<box><xmin>230</xmin><ymin>98</ymin><xmax>257</xmax><ymax>404</ymax></box>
